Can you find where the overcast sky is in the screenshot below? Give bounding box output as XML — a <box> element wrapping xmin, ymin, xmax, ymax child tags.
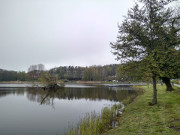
<box><xmin>0</xmin><ymin>0</ymin><xmax>134</xmax><ymax>71</ymax></box>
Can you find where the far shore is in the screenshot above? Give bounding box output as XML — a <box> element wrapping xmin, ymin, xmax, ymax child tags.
<box><xmin>0</xmin><ymin>81</ymin><xmax>148</xmax><ymax>85</ymax></box>
<box><xmin>76</xmin><ymin>81</ymin><xmax>102</xmax><ymax>84</ymax></box>
<box><xmin>0</xmin><ymin>81</ymin><xmax>34</xmax><ymax>84</ymax></box>
<box><xmin>0</xmin><ymin>80</ymin><xmax>103</xmax><ymax>84</ymax></box>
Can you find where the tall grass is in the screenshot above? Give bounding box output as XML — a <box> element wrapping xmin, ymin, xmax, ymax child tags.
<box><xmin>65</xmin><ymin>103</ymin><xmax>122</xmax><ymax>135</ymax></box>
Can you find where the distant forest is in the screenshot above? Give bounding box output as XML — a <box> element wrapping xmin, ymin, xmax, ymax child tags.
<box><xmin>0</xmin><ymin>64</ymin><xmax>118</xmax><ymax>82</ymax></box>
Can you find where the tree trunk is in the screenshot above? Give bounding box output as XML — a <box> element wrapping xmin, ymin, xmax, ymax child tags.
<box><xmin>152</xmin><ymin>75</ymin><xmax>157</xmax><ymax>105</ymax></box>
<box><xmin>162</xmin><ymin>77</ymin><xmax>173</xmax><ymax>91</ymax></box>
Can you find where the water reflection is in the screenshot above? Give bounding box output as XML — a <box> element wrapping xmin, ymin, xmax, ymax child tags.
<box><xmin>0</xmin><ymin>85</ymin><xmax>138</xmax><ymax>106</ymax></box>
<box><xmin>0</xmin><ymin>84</ymin><xmax>140</xmax><ymax>135</ymax></box>
<box><xmin>0</xmin><ymin>88</ymin><xmax>24</xmax><ymax>97</ymax></box>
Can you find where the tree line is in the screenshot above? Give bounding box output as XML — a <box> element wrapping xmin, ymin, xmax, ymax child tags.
<box><xmin>49</xmin><ymin>65</ymin><xmax>117</xmax><ymax>81</ymax></box>
<box><xmin>0</xmin><ymin>64</ymin><xmax>118</xmax><ymax>82</ymax></box>
<box><xmin>0</xmin><ymin>63</ymin><xmax>149</xmax><ymax>82</ymax></box>
<box><xmin>0</xmin><ymin>69</ymin><xmax>27</xmax><ymax>81</ymax></box>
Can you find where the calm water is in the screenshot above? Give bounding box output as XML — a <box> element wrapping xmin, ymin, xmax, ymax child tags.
<box><xmin>0</xmin><ymin>84</ymin><xmax>138</xmax><ymax>135</ymax></box>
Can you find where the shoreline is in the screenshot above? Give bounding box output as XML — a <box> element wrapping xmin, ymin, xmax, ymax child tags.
<box><xmin>64</xmin><ymin>86</ymin><xmax>143</xmax><ymax>134</ymax></box>
<box><xmin>103</xmin><ymin>84</ymin><xmax>180</xmax><ymax>135</ymax></box>
<box><xmin>0</xmin><ymin>81</ymin><xmax>34</xmax><ymax>84</ymax></box>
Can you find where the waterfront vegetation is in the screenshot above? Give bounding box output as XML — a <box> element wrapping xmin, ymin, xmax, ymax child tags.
<box><xmin>104</xmin><ymin>84</ymin><xmax>180</xmax><ymax>135</ymax></box>
<box><xmin>65</xmin><ymin>104</ymin><xmax>123</xmax><ymax>135</ymax></box>
<box><xmin>65</xmin><ymin>87</ymin><xmax>143</xmax><ymax>135</ymax></box>
<box><xmin>65</xmin><ymin>84</ymin><xmax>180</xmax><ymax>135</ymax></box>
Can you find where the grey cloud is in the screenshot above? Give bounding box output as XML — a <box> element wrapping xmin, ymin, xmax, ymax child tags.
<box><xmin>0</xmin><ymin>0</ymin><xmax>134</xmax><ymax>71</ymax></box>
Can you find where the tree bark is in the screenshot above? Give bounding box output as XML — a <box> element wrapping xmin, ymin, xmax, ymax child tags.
<box><xmin>162</xmin><ymin>77</ymin><xmax>174</xmax><ymax>91</ymax></box>
<box><xmin>152</xmin><ymin>75</ymin><xmax>157</xmax><ymax>105</ymax></box>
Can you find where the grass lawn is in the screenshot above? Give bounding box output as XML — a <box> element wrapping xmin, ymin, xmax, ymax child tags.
<box><xmin>104</xmin><ymin>84</ymin><xmax>180</xmax><ymax>135</ymax></box>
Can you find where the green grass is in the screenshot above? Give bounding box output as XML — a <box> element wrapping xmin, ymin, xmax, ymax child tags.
<box><xmin>104</xmin><ymin>84</ymin><xmax>180</xmax><ymax>135</ymax></box>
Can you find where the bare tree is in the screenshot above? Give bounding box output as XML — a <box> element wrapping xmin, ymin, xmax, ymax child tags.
<box><xmin>28</xmin><ymin>64</ymin><xmax>45</xmax><ymax>72</ymax></box>
<box><xmin>38</xmin><ymin>64</ymin><xmax>45</xmax><ymax>71</ymax></box>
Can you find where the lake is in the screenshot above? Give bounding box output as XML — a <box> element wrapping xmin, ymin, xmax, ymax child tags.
<box><xmin>0</xmin><ymin>84</ymin><xmax>138</xmax><ymax>135</ymax></box>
